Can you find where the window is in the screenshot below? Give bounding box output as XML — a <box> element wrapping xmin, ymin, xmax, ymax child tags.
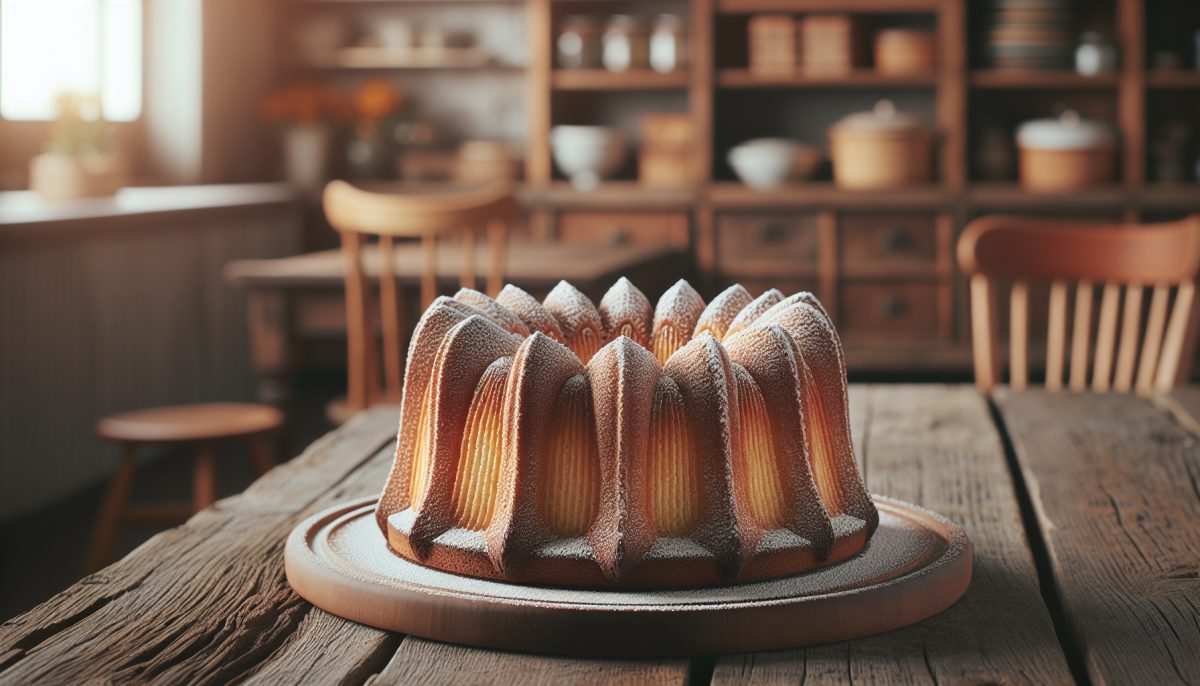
<box><xmin>0</xmin><ymin>0</ymin><xmax>141</xmax><ymax>121</ymax></box>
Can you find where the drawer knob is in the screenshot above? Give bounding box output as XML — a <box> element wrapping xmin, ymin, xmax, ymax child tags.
<box><xmin>759</xmin><ymin>223</ymin><xmax>787</xmax><ymax>244</ymax></box>
<box><xmin>881</xmin><ymin>229</ymin><xmax>913</xmax><ymax>252</ymax></box>
<box><xmin>881</xmin><ymin>296</ymin><xmax>908</xmax><ymax>318</ymax></box>
<box><xmin>608</xmin><ymin>227</ymin><xmax>629</xmax><ymax>246</ymax></box>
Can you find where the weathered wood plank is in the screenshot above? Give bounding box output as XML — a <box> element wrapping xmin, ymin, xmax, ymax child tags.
<box><xmin>0</xmin><ymin>408</ymin><xmax>401</xmax><ymax>685</ymax></box>
<box><xmin>370</xmin><ymin>637</ymin><xmax>689</xmax><ymax>686</ymax></box>
<box><xmin>242</xmin><ymin>609</ymin><xmax>400</xmax><ymax>686</ymax></box>
<box><xmin>714</xmin><ymin>385</ymin><xmax>1074</xmax><ymax>685</ymax></box>
<box><xmin>994</xmin><ymin>389</ymin><xmax>1200</xmax><ymax>685</ymax></box>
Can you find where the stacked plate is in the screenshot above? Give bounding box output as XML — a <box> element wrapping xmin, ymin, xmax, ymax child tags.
<box><xmin>986</xmin><ymin>0</ymin><xmax>1074</xmax><ymax>70</ymax></box>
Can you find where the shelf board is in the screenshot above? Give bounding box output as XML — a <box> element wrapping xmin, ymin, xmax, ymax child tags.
<box><xmin>1139</xmin><ymin>184</ymin><xmax>1200</xmax><ymax>209</ymax></box>
<box><xmin>718</xmin><ymin>69</ymin><xmax>935</xmax><ymax>89</ymax></box>
<box><xmin>1147</xmin><ymin>70</ymin><xmax>1200</xmax><ymax>89</ymax></box>
<box><xmin>717</xmin><ymin>0</ymin><xmax>938</xmax><ymax>14</ymax></box>
<box><xmin>969</xmin><ymin>70</ymin><xmax>1119</xmax><ymax>89</ymax></box>
<box><xmin>551</xmin><ymin>70</ymin><xmax>689</xmax><ymax>91</ymax></box>
<box><xmin>968</xmin><ymin>183</ymin><xmax>1128</xmax><ymax>209</ymax></box>
<box><xmin>519</xmin><ymin>182</ymin><xmax>699</xmax><ymax>210</ymax></box>
<box><xmin>709</xmin><ymin>182</ymin><xmax>953</xmax><ymax>209</ymax></box>
<box><xmin>299</xmin><ymin>46</ymin><xmax>523</xmax><ymax>71</ymax></box>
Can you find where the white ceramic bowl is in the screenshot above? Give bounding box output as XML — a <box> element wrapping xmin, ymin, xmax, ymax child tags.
<box><xmin>728</xmin><ymin>138</ymin><xmax>821</xmax><ymax>191</ymax></box>
<box><xmin>551</xmin><ymin>126</ymin><xmax>627</xmax><ymax>190</ymax></box>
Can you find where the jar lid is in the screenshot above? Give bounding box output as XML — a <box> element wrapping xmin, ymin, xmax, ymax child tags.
<box><xmin>831</xmin><ymin>100</ymin><xmax>928</xmax><ymax>134</ymax></box>
<box><xmin>1016</xmin><ymin>110</ymin><xmax>1115</xmax><ymax>150</ymax></box>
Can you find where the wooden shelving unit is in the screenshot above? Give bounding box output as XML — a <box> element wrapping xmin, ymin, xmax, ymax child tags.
<box><xmin>276</xmin><ymin>0</ymin><xmax>1200</xmax><ymax>372</ymax></box>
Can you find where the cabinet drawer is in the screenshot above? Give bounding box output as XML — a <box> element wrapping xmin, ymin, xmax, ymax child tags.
<box><xmin>840</xmin><ymin>281</ymin><xmax>938</xmax><ymax>336</ymax></box>
<box><xmin>840</xmin><ymin>214</ymin><xmax>936</xmax><ymax>269</ymax></box>
<box><xmin>557</xmin><ymin>212</ymin><xmax>689</xmax><ymax>248</ymax></box>
<box><xmin>717</xmin><ymin>213</ymin><xmax>819</xmax><ymax>273</ymax></box>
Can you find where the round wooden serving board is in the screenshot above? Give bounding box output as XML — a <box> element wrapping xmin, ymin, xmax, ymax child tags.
<box><xmin>285</xmin><ymin>496</ymin><xmax>971</xmax><ymax>656</ymax></box>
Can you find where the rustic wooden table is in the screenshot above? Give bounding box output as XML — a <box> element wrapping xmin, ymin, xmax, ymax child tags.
<box><xmin>3</xmin><ymin>385</ymin><xmax>1198</xmax><ymax>685</ymax></box>
<box><xmin>224</xmin><ymin>242</ymin><xmax>689</xmax><ymax>406</ymax></box>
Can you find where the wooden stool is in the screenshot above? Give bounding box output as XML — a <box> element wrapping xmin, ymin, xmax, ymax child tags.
<box><xmin>86</xmin><ymin>402</ymin><xmax>284</xmax><ymax>573</ymax></box>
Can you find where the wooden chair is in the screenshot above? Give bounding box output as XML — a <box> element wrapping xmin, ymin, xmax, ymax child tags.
<box><xmin>322</xmin><ymin>180</ymin><xmax>518</xmax><ymax>416</ymax></box>
<box><xmin>958</xmin><ymin>214</ymin><xmax>1200</xmax><ymax>395</ymax></box>
<box><xmin>87</xmin><ymin>402</ymin><xmax>283</xmax><ymax>572</ymax></box>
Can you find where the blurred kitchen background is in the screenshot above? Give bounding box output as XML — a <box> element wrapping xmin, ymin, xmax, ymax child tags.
<box><xmin>2</xmin><ymin>0</ymin><xmax>1199</xmax><ymax>619</ymax></box>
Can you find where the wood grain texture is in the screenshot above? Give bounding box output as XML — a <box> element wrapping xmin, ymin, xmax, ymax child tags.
<box><xmin>713</xmin><ymin>385</ymin><xmax>1073</xmax><ymax>685</ymax></box>
<box><xmin>994</xmin><ymin>389</ymin><xmax>1200</xmax><ymax>685</ymax></box>
<box><xmin>0</xmin><ymin>408</ymin><xmax>399</xmax><ymax>684</ymax></box>
<box><xmin>371</xmin><ymin>637</ymin><xmax>688</xmax><ymax>686</ymax></box>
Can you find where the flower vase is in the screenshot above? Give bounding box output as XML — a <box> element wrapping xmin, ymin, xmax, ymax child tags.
<box><xmin>282</xmin><ymin>124</ymin><xmax>330</xmax><ymax>195</ymax></box>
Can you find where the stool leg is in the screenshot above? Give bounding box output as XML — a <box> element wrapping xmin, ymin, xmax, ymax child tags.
<box><xmin>85</xmin><ymin>444</ymin><xmax>139</xmax><ymax>574</ymax></box>
<box><xmin>193</xmin><ymin>444</ymin><xmax>216</xmax><ymax>512</ymax></box>
<box><xmin>248</xmin><ymin>436</ymin><xmax>274</xmax><ymax>477</ymax></box>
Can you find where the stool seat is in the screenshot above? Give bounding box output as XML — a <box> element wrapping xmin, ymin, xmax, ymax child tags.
<box><xmin>96</xmin><ymin>403</ymin><xmax>283</xmax><ymax>443</ymax></box>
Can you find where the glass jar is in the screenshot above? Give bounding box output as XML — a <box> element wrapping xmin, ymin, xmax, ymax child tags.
<box><xmin>1075</xmin><ymin>32</ymin><xmax>1118</xmax><ymax>76</ymax></box>
<box><xmin>649</xmin><ymin>14</ymin><xmax>687</xmax><ymax>73</ymax></box>
<box><xmin>602</xmin><ymin>15</ymin><xmax>648</xmax><ymax>73</ymax></box>
<box><xmin>557</xmin><ymin>16</ymin><xmax>599</xmax><ymax>70</ymax></box>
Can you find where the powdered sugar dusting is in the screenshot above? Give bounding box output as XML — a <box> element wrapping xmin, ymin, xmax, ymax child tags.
<box><xmin>694</xmin><ymin>284</ymin><xmax>753</xmax><ymax>341</ymax></box>
<box><xmin>454</xmin><ymin>288</ymin><xmax>531</xmax><ymax>336</ymax></box>
<box><xmin>598</xmin><ymin>277</ymin><xmax>653</xmax><ymax>347</ymax></box>
<box><xmin>726</xmin><ymin>288</ymin><xmax>784</xmax><ymax>338</ymax></box>
<box><xmin>651</xmin><ymin>280</ymin><xmax>706</xmax><ymax>364</ymax></box>
<box><xmin>543</xmin><ymin>280</ymin><xmax>606</xmax><ymax>363</ymax></box>
<box><xmin>496</xmin><ymin>284</ymin><xmax>565</xmax><ymax>341</ymax></box>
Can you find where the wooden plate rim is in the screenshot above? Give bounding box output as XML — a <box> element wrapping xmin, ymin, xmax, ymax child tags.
<box><xmin>285</xmin><ymin>496</ymin><xmax>972</xmax><ymax>655</ymax></box>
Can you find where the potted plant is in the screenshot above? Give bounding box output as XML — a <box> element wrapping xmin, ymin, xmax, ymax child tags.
<box><xmin>29</xmin><ymin>94</ymin><xmax>128</xmax><ymax>201</ymax></box>
<box><xmin>261</xmin><ymin>82</ymin><xmax>345</xmax><ymax>195</ymax></box>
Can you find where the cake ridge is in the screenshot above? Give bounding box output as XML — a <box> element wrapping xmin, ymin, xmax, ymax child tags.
<box><xmin>487</xmin><ymin>332</ymin><xmax>585</xmax><ymax>574</ymax></box>
<box><xmin>695</xmin><ymin>283</ymin><xmax>753</xmax><ymax>341</ymax></box>
<box><xmin>598</xmin><ymin>277</ymin><xmax>653</xmax><ymax>347</ymax></box>
<box><xmin>379</xmin><ymin>279</ymin><xmax>876</xmax><ymax>588</ymax></box>
<box><xmin>407</xmin><ymin>315</ymin><xmax>522</xmax><ymax>557</ymax></box>
<box><xmin>586</xmin><ymin>336</ymin><xmax>660</xmax><ymax>581</ymax></box>
<box><xmin>496</xmin><ymin>284</ymin><xmax>565</xmax><ymax>342</ymax></box>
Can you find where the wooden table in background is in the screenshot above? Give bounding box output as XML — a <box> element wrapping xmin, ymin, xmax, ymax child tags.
<box><xmin>224</xmin><ymin>242</ymin><xmax>689</xmax><ymax>405</ymax></box>
<box><xmin>3</xmin><ymin>386</ymin><xmax>1199</xmax><ymax>684</ymax></box>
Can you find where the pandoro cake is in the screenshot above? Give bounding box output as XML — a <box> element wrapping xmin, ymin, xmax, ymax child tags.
<box><xmin>374</xmin><ymin>278</ymin><xmax>878</xmax><ymax>588</ymax></box>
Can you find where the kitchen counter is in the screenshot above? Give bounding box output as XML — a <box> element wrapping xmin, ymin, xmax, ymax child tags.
<box><xmin>0</xmin><ymin>183</ymin><xmax>297</xmax><ymax>239</ymax></box>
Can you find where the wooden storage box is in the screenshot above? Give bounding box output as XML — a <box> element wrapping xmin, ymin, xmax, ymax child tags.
<box><xmin>639</xmin><ymin>113</ymin><xmax>699</xmax><ymax>187</ymax></box>
<box><xmin>874</xmin><ymin>29</ymin><xmax>936</xmax><ymax>76</ymax></box>
<box><xmin>748</xmin><ymin>15</ymin><xmax>798</xmax><ymax>76</ymax></box>
<box><xmin>830</xmin><ymin>102</ymin><xmax>932</xmax><ymax>190</ymax></box>
<box><xmin>1016</xmin><ymin>114</ymin><xmax>1116</xmax><ymax>193</ymax></box>
<box><xmin>799</xmin><ymin>15</ymin><xmax>864</xmax><ymax>75</ymax></box>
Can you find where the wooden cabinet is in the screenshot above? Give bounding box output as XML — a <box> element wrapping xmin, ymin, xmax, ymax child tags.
<box><xmin>840</xmin><ymin>281</ymin><xmax>939</xmax><ymax>338</ymax></box>
<box><xmin>840</xmin><ymin>214</ymin><xmax>937</xmax><ymax>273</ymax></box>
<box><xmin>557</xmin><ymin>212</ymin><xmax>689</xmax><ymax>248</ymax></box>
<box><xmin>716</xmin><ymin>212</ymin><xmax>819</xmax><ymax>275</ymax></box>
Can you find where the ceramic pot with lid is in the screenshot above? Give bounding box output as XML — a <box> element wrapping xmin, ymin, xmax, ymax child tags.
<box><xmin>829</xmin><ymin>100</ymin><xmax>932</xmax><ymax>190</ymax></box>
<box><xmin>1016</xmin><ymin>111</ymin><xmax>1115</xmax><ymax>192</ymax></box>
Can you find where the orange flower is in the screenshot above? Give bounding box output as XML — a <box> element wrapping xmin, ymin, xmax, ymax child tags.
<box><xmin>352</xmin><ymin>79</ymin><xmax>403</xmax><ymax>124</ymax></box>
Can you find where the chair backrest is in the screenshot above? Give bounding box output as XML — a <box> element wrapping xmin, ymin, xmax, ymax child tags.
<box><xmin>957</xmin><ymin>214</ymin><xmax>1200</xmax><ymax>396</ymax></box>
<box><xmin>323</xmin><ymin>180</ymin><xmax>519</xmax><ymax>411</ymax></box>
